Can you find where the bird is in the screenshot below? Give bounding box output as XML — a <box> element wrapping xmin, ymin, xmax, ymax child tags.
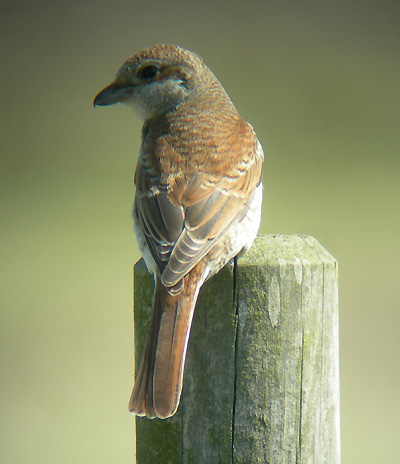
<box><xmin>94</xmin><ymin>44</ymin><xmax>263</xmax><ymax>419</ymax></box>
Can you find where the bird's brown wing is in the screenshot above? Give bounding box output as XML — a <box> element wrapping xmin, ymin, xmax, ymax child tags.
<box><xmin>135</xmin><ymin>119</ymin><xmax>263</xmax><ymax>288</ymax></box>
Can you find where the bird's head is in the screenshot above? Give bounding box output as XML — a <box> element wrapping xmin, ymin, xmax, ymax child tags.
<box><xmin>93</xmin><ymin>45</ymin><xmax>210</xmax><ymax>120</ymax></box>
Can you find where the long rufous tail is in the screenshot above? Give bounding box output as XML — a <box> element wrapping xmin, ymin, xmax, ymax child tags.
<box><xmin>129</xmin><ymin>265</ymin><xmax>206</xmax><ymax>419</ymax></box>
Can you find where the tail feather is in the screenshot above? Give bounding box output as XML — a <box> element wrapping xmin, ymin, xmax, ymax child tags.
<box><xmin>129</xmin><ymin>264</ymin><xmax>206</xmax><ymax>419</ymax></box>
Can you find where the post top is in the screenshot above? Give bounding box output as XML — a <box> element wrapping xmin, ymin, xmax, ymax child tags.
<box><xmin>134</xmin><ymin>234</ymin><xmax>337</xmax><ymax>274</ymax></box>
<box><xmin>238</xmin><ymin>234</ymin><xmax>337</xmax><ymax>268</ymax></box>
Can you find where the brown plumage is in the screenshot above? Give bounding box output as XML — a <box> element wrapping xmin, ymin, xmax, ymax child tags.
<box><xmin>94</xmin><ymin>45</ymin><xmax>263</xmax><ymax>418</ymax></box>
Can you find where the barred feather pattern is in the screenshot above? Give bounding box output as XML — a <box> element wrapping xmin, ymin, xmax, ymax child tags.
<box><xmin>94</xmin><ymin>45</ymin><xmax>263</xmax><ymax>419</ymax></box>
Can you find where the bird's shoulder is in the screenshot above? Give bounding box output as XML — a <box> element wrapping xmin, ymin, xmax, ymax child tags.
<box><xmin>136</xmin><ymin>110</ymin><xmax>262</xmax><ymax>201</ymax></box>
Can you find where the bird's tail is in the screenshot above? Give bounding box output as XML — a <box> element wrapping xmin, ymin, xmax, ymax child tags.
<box><xmin>129</xmin><ymin>265</ymin><xmax>206</xmax><ymax>419</ymax></box>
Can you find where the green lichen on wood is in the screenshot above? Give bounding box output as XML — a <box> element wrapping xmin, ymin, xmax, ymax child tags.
<box><xmin>133</xmin><ymin>261</ymin><xmax>237</xmax><ymax>463</ymax></box>
<box><xmin>180</xmin><ymin>262</ymin><xmax>236</xmax><ymax>463</ymax></box>
<box><xmin>135</xmin><ymin>416</ymin><xmax>182</xmax><ymax>464</ymax></box>
<box><xmin>133</xmin><ymin>235</ymin><xmax>340</xmax><ymax>464</ymax></box>
<box><xmin>134</xmin><ymin>262</ymin><xmax>183</xmax><ymax>463</ymax></box>
<box><xmin>233</xmin><ymin>235</ymin><xmax>339</xmax><ymax>464</ymax></box>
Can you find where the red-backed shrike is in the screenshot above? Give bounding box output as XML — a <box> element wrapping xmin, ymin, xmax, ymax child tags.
<box><xmin>94</xmin><ymin>45</ymin><xmax>263</xmax><ymax>419</ymax></box>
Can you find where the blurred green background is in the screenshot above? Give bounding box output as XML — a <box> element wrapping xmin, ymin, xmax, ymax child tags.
<box><xmin>1</xmin><ymin>0</ymin><xmax>399</xmax><ymax>462</ymax></box>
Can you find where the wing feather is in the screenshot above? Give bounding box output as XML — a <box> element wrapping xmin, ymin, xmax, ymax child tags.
<box><xmin>135</xmin><ymin>115</ymin><xmax>263</xmax><ymax>290</ymax></box>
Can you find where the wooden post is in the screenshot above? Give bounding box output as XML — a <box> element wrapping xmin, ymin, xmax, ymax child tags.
<box><xmin>133</xmin><ymin>235</ymin><xmax>340</xmax><ymax>464</ymax></box>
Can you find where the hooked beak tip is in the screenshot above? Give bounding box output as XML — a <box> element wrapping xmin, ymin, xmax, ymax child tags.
<box><xmin>93</xmin><ymin>83</ymin><xmax>131</xmax><ymax>107</ymax></box>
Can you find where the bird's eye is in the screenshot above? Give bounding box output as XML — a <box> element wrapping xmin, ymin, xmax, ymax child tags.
<box><xmin>138</xmin><ymin>65</ymin><xmax>159</xmax><ymax>81</ymax></box>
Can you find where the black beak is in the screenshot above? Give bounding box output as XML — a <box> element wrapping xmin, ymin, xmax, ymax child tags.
<box><xmin>93</xmin><ymin>83</ymin><xmax>132</xmax><ymax>107</ymax></box>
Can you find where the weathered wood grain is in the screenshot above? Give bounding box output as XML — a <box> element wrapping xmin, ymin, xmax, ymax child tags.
<box><xmin>133</xmin><ymin>235</ymin><xmax>340</xmax><ymax>464</ymax></box>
